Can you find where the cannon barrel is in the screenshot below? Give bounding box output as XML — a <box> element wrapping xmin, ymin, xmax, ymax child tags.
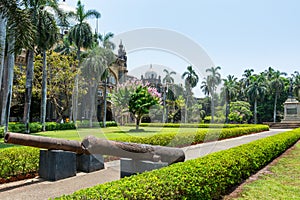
<box><xmin>4</xmin><ymin>133</ymin><xmax>185</xmax><ymax>164</ymax></box>
<box><xmin>4</xmin><ymin>132</ymin><xmax>85</xmax><ymax>154</ymax></box>
<box><xmin>82</xmin><ymin>136</ymin><xmax>185</xmax><ymax>164</ymax></box>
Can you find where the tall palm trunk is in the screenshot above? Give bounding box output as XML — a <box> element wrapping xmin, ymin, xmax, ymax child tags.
<box><xmin>211</xmin><ymin>91</ymin><xmax>215</xmax><ymax>123</ymax></box>
<box><xmin>254</xmin><ymin>98</ymin><xmax>257</xmax><ymax>124</ymax></box>
<box><xmin>273</xmin><ymin>93</ymin><xmax>278</xmax><ymax>123</ymax></box>
<box><xmin>1</xmin><ymin>33</ymin><xmax>15</xmax><ymax>133</ymax></box>
<box><xmin>225</xmin><ymin>99</ymin><xmax>230</xmax><ymax>124</ymax></box>
<box><xmin>0</xmin><ymin>14</ymin><xmax>7</xmax><ymax>92</ymax></box>
<box><xmin>89</xmin><ymin>85</ymin><xmax>97</xmax><ymax>127</ymax></box>
<box><xmin>103</xmin><ymin>78</ymin><xmax>108</xmax><ymax>128</ymax></box>
<box><xmin>41</xmin><ymin>50</ymin><xmax>47</xmax><ymax>131</ymax></box>
<box><xmin>72</xmin><ymin>48</ymin><xmax>80</xmax><ymax>124</ymax></box>
<box><xmin>23</xmin><ymin>49</ymin><xmax>35</xmax><ymax>133</ymax></box>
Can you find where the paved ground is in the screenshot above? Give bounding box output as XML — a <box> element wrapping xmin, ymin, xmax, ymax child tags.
<box><xmin>0</xmin><ymin>129</ymin><xmax>290</xmax><ymax>200</ymax></box>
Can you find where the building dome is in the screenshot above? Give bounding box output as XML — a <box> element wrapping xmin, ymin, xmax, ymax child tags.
<box><xmin>145</xmin><ymin>65</ymin><xmax>157</xmax><ymax>79</ymax></box>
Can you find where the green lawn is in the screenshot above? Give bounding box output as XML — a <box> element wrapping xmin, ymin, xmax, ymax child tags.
<box><xmin>235</xmin><ymin>142</ymin><xmax>300</xmax><ymax>200</ymax></box>
<box><xmin>0</xmin><ymin>126</ymin><xmax>201</xmax><ymax>149</ymax></box>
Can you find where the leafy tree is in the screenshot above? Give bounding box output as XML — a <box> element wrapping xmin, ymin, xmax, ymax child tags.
<box><xmin>228</xmin><ymin>101</ymin><xmax>252</xmax><ymax>123</ymax></box>
<box><xmin>129</xmin><ymin>85</ymin><xmax>161</xmax><ymax>130</ymax></box>
<box><xmin>98</xmin><ymin>32</ymin><xmax>116</xmax><ymax>50</ymax></box>
<box><xmin>292</xmin><ymin>71</ymin><xmax>300</xmax><ymax>100</ymax></box>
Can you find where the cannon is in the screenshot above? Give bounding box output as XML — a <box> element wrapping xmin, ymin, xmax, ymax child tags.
<box><xmin>4</xmin><ymin>132</ymin><xmax>185</xmax><ymax>164</ymax></box>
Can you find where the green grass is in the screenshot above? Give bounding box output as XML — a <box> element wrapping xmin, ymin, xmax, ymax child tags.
<box><xmin>236</xmin><ymin>142</ymin><xmax>300</xmax><ymax>200</ymax></box>
<box><xmin>0</xmin><ymin>126</ymin><xmax>200</xmax><ymax>149</ymax></box>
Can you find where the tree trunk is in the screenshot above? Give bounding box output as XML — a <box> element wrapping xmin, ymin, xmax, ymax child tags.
<box><xmin>1</xmin><ymin>51</ymin><xmax>8</xmax><ymax>126</ymax></box>
<box><xmin>23</xmin><ymin>49</ymin><xmax>35</xmax><ymax>133</ymax></box>
<box><xmin>72</xmin><ymin>48</ymin><xmax>81</xmax><ymax>124</ymax></box>
<box><xmin>41</xmin><ymin>50</ymin><xmax>47</xmax><ymax>131</ymax></box>
<box><xmin>103</xmin><ymin>78</ymin><xmax>108</xmax><ymax>127</ymax></box>
<box><xmin>135</xmin><ymin>116</ymin><xmax>141</xmax><ymax>130</ymax></box>
<box><xmin>0</xmin><ymin>14</ymin><xmax>7</xmax><ymax>92</ymax></box>
<box><xmin>273</xmin><ymin>93</ymin><xmax>278</xmax><ymax>123</ymax></box>
<box><xmin>89</xmin><ymin>84</ymin><xmax>97</xmax><ymax>128</ymax></box>
<box><xmin>2</xmin><ymin>33</ymin><xmax>14</xmax><ymax>133</ymax></box>
<box><xmin>254</xmin><ymin>98</ymin><xmax>257</xmax><ymax>124</ymax></box>
<box><xmin>225</xmin><ymin>100</ymin><xmax>229</xmax><ymax>124</ymax></box>
<box><xmin>211</xmin><ymin>91</ymin><xmax>215</xmax><ymax>123</ymax></box>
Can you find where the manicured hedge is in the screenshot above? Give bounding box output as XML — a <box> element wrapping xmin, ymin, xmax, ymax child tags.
<box><xmin>127</xmin><ymin>122</ymin><xmax>261</xmax><ymax>129</ymax></box>
<box><xmin>7</xmin><ymin>122</ymin><xmax>76</xmax><ymax>133</ymax></box>
<box><xmin>114</xmin><ymin>125</ymin><xmax>269</xmax><ymax>147</ymax></box>
<box><xmin>76</xmin><ymin>121</ymin><xmax>118</xmax><ymax>128</ymax></box>
<box><xmin>0</xmin><ymin>126</ymin><xmax>4</xmax><ymax>138</ymax></box>
<box><xmin>0</xmin><ymin>146</ymin><xmax>39</xmax><ymax>179</ymax></box>
<box><xmin>55</xmin><ymin>128</ymin><xmax>300</xmax><ymax>200</ymax></box>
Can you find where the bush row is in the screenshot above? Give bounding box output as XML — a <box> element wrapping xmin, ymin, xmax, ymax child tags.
<box><xmin>0</xmin><ymin>147</ymin><xmax>39</xmax><ymax>179</ymax></box>
<box><xmin>127</xmin><ymin>122</ymin><xmax>259</xmax><ymax>129</ymax></box>
<box><xmin>76</xmin><ymin>121</ymin><xmax>118</xmax><ymax>128</ymax></box>
<box><xmin>0</xmin><ymin>126</ymin><xmax>4</xmax><ymax>138</ymax></box>
<box><xmin>114</xmin><ymin>125</ymin><xmax>269</xmax><ymax>147</ymax></box>
<box><xmin>56</xmin><ymin>128</ymin><xmax>300</xmax><ymax>200</ymax></box>
<box><xmin>7</xmin><ymin>122</ymin><xmax>76</xmax><ymax>134</ymax></box>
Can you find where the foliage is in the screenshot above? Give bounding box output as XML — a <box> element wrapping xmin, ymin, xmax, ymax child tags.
<box><xmin>129</xmin><ymin>85</ymin><xmax>161</xmax><ymax>129</ymax></box>
<box><xmin>114</xmin><ymin>125</ymin><xmax>269</xmax><ymax>147</ymax></box>
<box><xmin>55</xmin><ymin>128</ymin><xmax>300</xmax><ymax>200</ymax></box>
<box><xmin>0</xmin><ymin>126</ymin><xmax>4</xmax><ymax>138</ymax></box>
<box><xmin>0</xmin><ymin>147</ymin><xmax>39</xmax><ymax>179</ymax></box>
<box><xmin>76</xmin><ymin>121</ymin><xmax>117</xmax><ymax>128</ymax></box>
<box><xmin>228</xmin><ymin>101</ymin><xmax>252</xmax><ymax>123</ymax></box>
<box><xmin>7</xmin><ymin>122</ymin><xmax>76</xmax><ymax>133</ymax></box>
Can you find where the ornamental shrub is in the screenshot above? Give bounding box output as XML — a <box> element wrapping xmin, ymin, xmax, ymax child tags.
<box><xmin>0</xmin><ymin>126</ymin><xmax>4</xmax><ymax>138</ymax></box>
<box><xmin>56</xmin><ymin>128</ymin><xmax>300</xmax><ymax>200</ymax></box>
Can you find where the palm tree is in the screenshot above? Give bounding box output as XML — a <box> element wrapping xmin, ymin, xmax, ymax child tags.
<box><xmin>36</xmin><ymin>9</ymin><xmax>59</xmax><ymax>131</ymax></box>
<box><xmin>181</xmin><ymin>66</ymin><xmax>199</xmax><ymax>123</ymax></box>
<box><xmin>99</xmin><ymin>32</ymin><xmax>116</xmax><ymax>50</ymax></box>
<box><xmin>68</xmin><ymin>0</ymin><xmax>101</xmax><ymax>123</ymax></box>
<box><xmin>240</xmin><ymin>69</ymin><xmax>254</xmax><ymax>100</ymax></box>
<box><xmin>246</xmin><ymin>74</ymin><xmax>268</xmax><ymax>124</ymax></box>
<box><xmin>163</xmin><ymin>69</ymin><xmax>176</xmax><ymax>84</ymax></box>
<box><xmin>21</xmin><ymin>0</ymin><xmax>61</xmax><ymax>133</ymax></box>
<box><xmin>221</xmin><ymin>75</ymin><xmax>238</xmax><ymax>123</ymax></box>
<box><xmin>269</xmin><ymin>70</ymin><xmax>287</xmax><ymax>122</ymax></box>
<box><xmin>203</xmin><ymin>66</ymin><xmax>221</xmax><ymax>123</ymax></box>
<box><xmin>0</xmin><ymin>1</ymin><xmax>34</xmax><ymax>131</ymax></box>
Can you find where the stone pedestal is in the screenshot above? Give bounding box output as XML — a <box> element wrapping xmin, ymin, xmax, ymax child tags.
<box><xmin>282</xmin><ymin>97</ymin><xmax>300</xmax><ymax>122</ymax></box>
<box><xmin>120</xmin><ymin>158</ymin><xmax>168</xmax><ymax>178</ymax></box>
<box><xmin>77</xmin><ymin>154</ymin><xmax>104</xmax><ymax>172</ymax></box>
<box><xmin>39</xmin><ymin>150</ymin><xmax>76</xmax><ymax>181</ymax></box>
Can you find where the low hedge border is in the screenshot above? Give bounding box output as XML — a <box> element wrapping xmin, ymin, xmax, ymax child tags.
<box><xmin>56</xmin><ymin>128</ymin><xmax>300</xmax><ymax>200</ymax></box>
<box><xmin>0</xmin><ymin>126</ymin><xmax>4</xmax><ymax>138</ymax></box>
<box><xmin>0</xmin><ymin>147</ymin><xmax>39</xmax><ymax>180</ymax></box>
<box><xmin>0</xmin><ymin>126</ymin><xmax>268</xmax><ymax>181</ymax></box>
<box><xmin>126</xmin><ymin>123</ymin><xmax>258</xmax><ymax>128</ymax></box>
<box><xmin>114</xmin><ymin>125</ymin><xmax>269</xmax><ymax>147</ymax></box>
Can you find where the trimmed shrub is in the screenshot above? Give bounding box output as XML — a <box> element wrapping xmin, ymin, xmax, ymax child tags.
<box><xmin>127</xmin><ymin>123</ymin><xmax>262</xmax><ymax>129</ymax></box>
<box><xmin>55</xmin><ymin>128</ymin><xmax>300</xmax><ymax>200</ymax></box>
<box><xmin>7</xmin><ymin>122</ymin><xmax>76</xmax><ymax>133</ymax></box>
<box><xmin>114</xmin><ymin>125</ymin><xmax>269</xmax><ymax>147</ymax></box>
<box><xmin>0</xmin><ymin>146</ymin><xmax>39</xmax><ymax>179</ymax></box>
<box><xmin>0</xmin><ymin>126</ymin><xmax>4</xmax><ymax>138</ymax></box>
<box><xmin>77</xmin><ymin>121</ymin><xmax>117</xmax><ymax>128</ymax></box>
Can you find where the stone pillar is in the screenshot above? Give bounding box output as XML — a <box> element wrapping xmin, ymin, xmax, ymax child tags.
<box><xmin>77</xmin><ymin>154</ymin><xmax>104</xmax><ymax>173</ymax></box>
<box><xmin>39</xmin><ymin>150</ymin><xmax>76</xmax><ymax>181</ymax></box>
<box><xmin>120</xmin><ymin>158</ymin><xmax>168</xmax><ymax>178</ymax></box>
<box><xmin>282</xmin><ymin>97</ymin><xmax>300</xmax><ymax>122</ymax></box>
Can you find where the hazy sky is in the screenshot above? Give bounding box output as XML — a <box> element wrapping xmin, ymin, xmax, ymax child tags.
<box><xmin>65</xmin><ymin>0</ymin><xmax>300</xmax><ymax>96</ymax></box>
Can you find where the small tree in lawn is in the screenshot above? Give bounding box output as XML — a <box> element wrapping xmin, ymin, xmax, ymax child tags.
<box><xmin>228</xmin><ymin>101</ymin><xmax>252</xmax><ymax>123</ymax></box>
<box><xmin>129</xmin><ymin>85</ymin><xmax>161</xmax><ymax>130</ymax></box>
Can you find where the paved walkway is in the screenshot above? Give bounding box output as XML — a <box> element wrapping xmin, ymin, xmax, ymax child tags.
<box><xmin>0</xmin><ymin>129</ymin><xmax>290</xmax><ymax>200</ymax></box>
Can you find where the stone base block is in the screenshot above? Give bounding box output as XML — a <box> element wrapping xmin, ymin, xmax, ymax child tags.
<box><xmin>77</xmin><ymin>154</ymin><xmax>104</xmax><ymax>172</ymax></box>
<box><xmin>120</xmin><ymin>158</ymin><xmax>168</xmax><ymax>178</ymax></box>
<box><xmin>39</xmin><ymin>150</ymin><xmax>76</xmax><ymax>181</ymax></box>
